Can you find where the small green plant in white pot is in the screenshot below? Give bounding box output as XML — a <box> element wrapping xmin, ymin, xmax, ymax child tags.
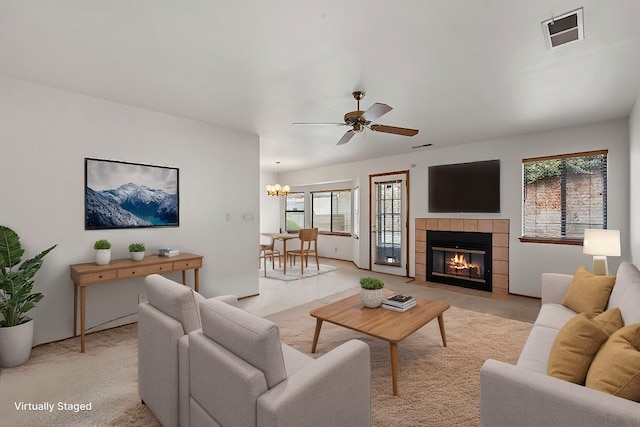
<box><xmin>0</xmin><ymin>225</ymin><xmax>56</xmax><ymax>368</ymax></box>
<box><xmin>94</xmin><ymin>239</ymin><xmax>111</xmax><ymax>265</ymax></box>
<box><xmin>360</xmin><ymin>277</ymin><xmax>385</xmax><ymax>308</ymax></box>
<box><xmin>128</xmin><ymin>243</ymin><xmax>145</xmax><ymax>261</ymax></box>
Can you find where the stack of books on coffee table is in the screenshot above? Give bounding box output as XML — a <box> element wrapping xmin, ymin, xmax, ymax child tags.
<box><xmin>382</xmin><ymin>295</ymin><xmax>416</xmax><ymax>312</ymax></box>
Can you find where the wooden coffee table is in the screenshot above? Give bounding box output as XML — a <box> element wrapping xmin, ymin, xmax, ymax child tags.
<box><xmin>310</xmin><ymin>292</ymin><xmax>450</xmax><ymax>396</ymax></box>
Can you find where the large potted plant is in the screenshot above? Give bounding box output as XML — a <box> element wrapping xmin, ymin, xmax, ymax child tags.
<box><xmin>0</xmin><ymin>226</ymin><xmax>56</xmax><ymax>368</ymax></box>
<box><xmin>360</xmin><ymin>277</ymin><xmax>385</xmax><ymax>308</ymax></box>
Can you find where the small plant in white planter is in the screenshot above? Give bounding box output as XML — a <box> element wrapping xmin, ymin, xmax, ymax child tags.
<box><xmin>360</xmin><ymin>277</ymin><xmax>385</xmax><ymax>308</ymax></box>
<box><xmin>128</xmin><ymin>243</ymin><xmax>145</xmax><ymax>261</ymax></box>
<box><xmin>0</xmin><ymin>225</ymin><xmax>56</xmax><ymax>368</ymax></box>
<box><xmin>94</xmin><ymin>239</ymin><xmax>111</xmax><ymax>265</ymax></box>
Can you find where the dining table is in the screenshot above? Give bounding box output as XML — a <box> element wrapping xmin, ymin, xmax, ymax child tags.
<box><xmin>260</xmin><ymin>232</ymin><xmax>300</xmax><ymax>274</ymax></box>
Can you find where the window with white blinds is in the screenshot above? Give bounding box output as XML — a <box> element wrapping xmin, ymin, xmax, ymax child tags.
<box><xmin>521</xmin><ymin>150</ymin><xmax>607</xmax><ymax>243</ymax></box>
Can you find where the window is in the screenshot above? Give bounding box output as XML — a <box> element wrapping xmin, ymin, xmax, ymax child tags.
<box><xmin>285</xmin><ymin>192</ymin><xmax>305</xmax><ymax>231</ymax></box>
<box><xmin>521</xmin><ymin>150</ymin><xmax>607</xmax><ymax>243</ymax></box>
<box><xmin>312</xmin><ymin>190</ymin><xmax>352</xmax><ymax>234</ymax></box>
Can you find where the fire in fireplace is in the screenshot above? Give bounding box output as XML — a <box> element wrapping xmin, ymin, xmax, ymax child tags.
<box><xmin>427</xmin><ymin>231</ymin><xmax>492</xmax><ymax>292</ymax></box>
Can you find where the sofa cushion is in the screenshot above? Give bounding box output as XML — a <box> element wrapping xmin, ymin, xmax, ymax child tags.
<box><xmin>547</xmin><ymin>308</ymin><xmax>623</xmax><ymax>384</ymax></box>
<box><xmin>517</xmin><ymin>325</ymin><xmax>561</xmax><ymax>374</ymax></box>
<box><xmin>198</xmin><ymin>298</ymin><xmax>287</xmax><ymax>389</ymax></box>
<box><xmin>608</xmin><ymin>262</ymin><xmax>640</xmax><ymax>325</ymax></box>
<box><xmin>145</xmin><ymin>274</ymin><xmax>202</xmax><ymax>334</ymax></box>
<box><xmin>561</xmin><ymin>266</ymin><xmax>616</xmax><ymax>315</ymax></box>
<box><xmin>534</xmin><ymin>303</ymin><xmax>578</xmax><ymax>329</ymax></box>
<box><xmin>586</xmin><ymin>323</ymin><xmax>640</xmax><ymax>402</ymax></box>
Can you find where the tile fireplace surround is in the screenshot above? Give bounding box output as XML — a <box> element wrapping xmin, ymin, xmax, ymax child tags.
<box><xmin>415</xmin><ymin>218</ymin><xmax>510</xmax><ymax>296</ymax></box>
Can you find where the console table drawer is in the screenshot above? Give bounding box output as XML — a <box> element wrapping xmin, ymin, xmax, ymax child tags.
<box><xmin>79</xmin><ymin>270</ymin><xmax>118</xmax><ymax>284</ymax></box>
<box><xmin>174</xmin><ymin>258</ymin><xmax>202</xmax><ymax>270</ymax></box>
<box><xmin>117</xmin><ymin>263</ymin><xmax>173</xmax><ymax>279</ymax></box>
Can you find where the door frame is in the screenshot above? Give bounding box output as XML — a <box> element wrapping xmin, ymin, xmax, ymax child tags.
<box><xmin>368</xmin><ymin>170</ymin><xmax>410</xmax><ymax>277</ymax></box>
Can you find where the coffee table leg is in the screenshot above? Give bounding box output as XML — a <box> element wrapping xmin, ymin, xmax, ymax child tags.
<box><xmin>311</xmin><ymin>319</ymin><xmax>323</xmax><ymax>353</ymax></box>
<box><xmin>390</xmin><ymin>342</ymin><xmax>399</xmax><ymax>396</ymax></box>
<box><xmin>438</xmin><ymin>314</ymin><xmax>447</xmax><ymax>347</ymax></box>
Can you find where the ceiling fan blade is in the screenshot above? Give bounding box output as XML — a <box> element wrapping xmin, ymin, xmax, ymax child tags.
<box><xmin>370</xmin><ymin>124</ymin><xmax>419</xmax><ymax>137</ymax></box>
<box><xmin>293</xmin><ymin>122</ymin><xmax>347</xmax><ymax>126</ymax></box>
<box><xmin>337</xmin><ymin>130</ymin><xmax>356</xmax><ymax>145</ymax></box>
<box><xmin>361</xmin><ymin>103</ymin><xmax>392</xmax><ymax>122</ymax></box>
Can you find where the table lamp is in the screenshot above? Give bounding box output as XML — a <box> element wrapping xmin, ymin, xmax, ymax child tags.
<box><xmin>582</xmin><ymin>229</ymin><xmax>621</xmax><ymax>275</ymax></box>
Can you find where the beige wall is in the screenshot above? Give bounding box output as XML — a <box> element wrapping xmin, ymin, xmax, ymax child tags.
<box><xmin>276</xmin><ymin>118</ymin><xmax>631</xmax><ymax>298</ymax></box>
<box><xmin>0</xmin><ymin>75</ymin><xmax>260</xmax><ymax>345</ymax></box>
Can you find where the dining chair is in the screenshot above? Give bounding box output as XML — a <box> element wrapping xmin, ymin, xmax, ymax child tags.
<box><xmin>287</xmin><ymin>228</ymin><xmax>319</xmax><ymax>274</ymax></box>
<box><xmin>259</xmin><ymin>235</ymin><xmax>281</xmax><ymax>276</ymax></box>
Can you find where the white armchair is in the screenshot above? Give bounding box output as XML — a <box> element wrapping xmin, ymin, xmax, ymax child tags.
<box><xmin>138</xmin><ymin>274</ymin><xmax>236</xmax><ymax>427</ymax></box>
<box><xmin>188</xmin><ymin>298</ymin><xmax>372</xmax><ymax>427</ymax></box>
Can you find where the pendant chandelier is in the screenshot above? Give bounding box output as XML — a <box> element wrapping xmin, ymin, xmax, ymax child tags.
<box><xmin>265</xmin><ymin>162</ymin><xmax>290</xmax><ymax>197</ymax></box>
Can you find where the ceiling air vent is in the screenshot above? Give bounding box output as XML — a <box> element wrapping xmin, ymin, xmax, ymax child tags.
<box><xmin>542</xmin><ymin>8</ymin><xmax>584</xmax><ymax>49</ymax></box>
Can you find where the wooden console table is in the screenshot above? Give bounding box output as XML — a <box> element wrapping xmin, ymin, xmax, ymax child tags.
<box><xmin>70</xmin><ymin>253</ymin><xmax>203</xmax><ymax>353</ymax></box>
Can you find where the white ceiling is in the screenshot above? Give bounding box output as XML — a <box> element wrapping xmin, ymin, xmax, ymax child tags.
<box><xmin>2</xmin><ymin>1</ymin><xmax>640</xmax><ymax>173</ymax></box>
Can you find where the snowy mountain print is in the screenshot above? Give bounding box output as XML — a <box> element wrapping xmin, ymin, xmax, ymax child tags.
<box><xmin>86</xmin><ymin>183</ymin><xmax>178</xmax><ymax>229</ymax></box>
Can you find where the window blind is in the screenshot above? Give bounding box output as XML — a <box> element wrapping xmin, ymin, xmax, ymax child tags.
<box><xmin>522</xmin><ymin>150</ymin><xmax>607</xmax><ymax>240</ymax></box>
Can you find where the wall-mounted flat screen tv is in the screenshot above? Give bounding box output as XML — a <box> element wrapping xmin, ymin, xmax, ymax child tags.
<box><xmin>85</xmin><ymin>158</ymin><xmax>179</xmax><ymax>229</ymax></box>
<box><xmin>428</xmin><ymin>159</ymin><xmax>500</xmax><ymax>213</ymax></box>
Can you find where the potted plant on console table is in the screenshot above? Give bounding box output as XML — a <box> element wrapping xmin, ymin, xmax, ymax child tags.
<box><xmin>0</xmin><ymin>225</ymin><xmax>56</xmax><ymax>368</ymax></box>
<box><xmin>360</xmin><ymin>277</ymin><xmax>385</xmax><ymax>308</ymax></box>
<box><xmin>128</xmin><ymin>242</ymin><xmax>146</xmax><ymax>261</ymax></box>
<box><xmin>94</xmin><ymin>239</ymin><xmax>111</xmax><ymax>265</ymax></box>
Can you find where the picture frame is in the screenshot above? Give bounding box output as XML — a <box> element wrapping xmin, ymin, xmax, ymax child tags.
<box><xmin>84</xmin><ymin>158</ymin><xmax>179</xmax><ymax>230</ymax></box>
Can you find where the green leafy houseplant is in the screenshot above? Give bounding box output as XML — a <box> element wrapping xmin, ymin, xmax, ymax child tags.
<box><xmin>0</xmin><ymin>226</ymin><xmax>56</xmax><ymax>327</ymax></box>
<box><xmin>128</xmin><ymin>243</ymin><xmax>145</xmax><ymax>252</ymax></box>
<box><xmin>93</xmin><ymin>239</ymin><xmax>111</xmax><ymax>250</ymax></box>
<box><xmin>360</xmin><ymin>277</ymin><xmax>384</xmax><ymax>290</ymax></box>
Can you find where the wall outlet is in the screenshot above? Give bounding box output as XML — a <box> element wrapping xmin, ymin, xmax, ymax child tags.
<box><xmin>138</xmin><ymin>293</ymin><xmax>148</xmax><ymax>304</ymax></box>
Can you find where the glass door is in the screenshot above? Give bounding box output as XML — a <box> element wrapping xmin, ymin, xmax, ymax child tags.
<box><xmin>370</xmin><ymin>172</ymin><xmax>409</xmax><ymax>276</ymax></box>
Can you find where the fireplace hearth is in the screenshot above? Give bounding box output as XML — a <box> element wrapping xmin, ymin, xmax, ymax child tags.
<box><xmin>427</xmin><ymin>230</ymin><xmax>492</xmax><ymax>292</ymax></box>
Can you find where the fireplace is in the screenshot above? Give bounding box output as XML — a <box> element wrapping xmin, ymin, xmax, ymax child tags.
<box><xmin>427</xmin><ymin>231</ymin><xmax>492</xmax><ymax>292</ymax></box>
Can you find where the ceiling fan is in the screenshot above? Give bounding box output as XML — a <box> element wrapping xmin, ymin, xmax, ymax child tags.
<box><xmin>294</xmin><ymin>91</ymin><xmax>419</xmax><ymax>145</ymax></box>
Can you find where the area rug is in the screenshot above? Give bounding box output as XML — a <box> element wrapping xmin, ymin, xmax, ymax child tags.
<box><xmin>0</xmin><ymin>290</ymin><xmax>531</xmax><ymax>426</ymax></box>
<box><xmin>267</xmin><ymin>289</ymin><xmax>533</xmax><ymax>427</ymax></box>
<box><xmin>259</xmin><ymin>263</ymin><xmax>336</xmax><ymax>281</ymax></box>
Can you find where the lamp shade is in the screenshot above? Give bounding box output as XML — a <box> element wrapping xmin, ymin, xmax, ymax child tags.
<box><xmin>583</xmin><ymin>229</ymin><xmax>621</xmax><ymax>256</ymax></box>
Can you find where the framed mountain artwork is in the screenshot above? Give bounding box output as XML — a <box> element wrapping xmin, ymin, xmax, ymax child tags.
<box><xmin>84</xmin><ymin>158</ymin><xmax>179</xmax><ymax>229</ymax></box>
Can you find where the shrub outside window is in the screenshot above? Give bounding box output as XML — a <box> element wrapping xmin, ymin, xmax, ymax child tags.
<box><xmin>285</xmin><ymin>192</ymin><xmax>305</xmax><ymax>231</ymax></box>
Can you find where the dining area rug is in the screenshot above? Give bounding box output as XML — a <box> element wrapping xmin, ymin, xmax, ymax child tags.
<box><xmin>259</xmin><ymin>263</ymin><xmax>336</xmax><ymax>281</ymax></box>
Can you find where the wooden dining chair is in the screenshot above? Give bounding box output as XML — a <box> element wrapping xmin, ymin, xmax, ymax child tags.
<box><xmin>287</xmin><ymin>228</ymin><xmax>319</xmax><ymax>275</ymax></box>
<box><xmin>259</xmin><ymin>235</ymin><xmax>281</xmax><ymax>276</ymax></box>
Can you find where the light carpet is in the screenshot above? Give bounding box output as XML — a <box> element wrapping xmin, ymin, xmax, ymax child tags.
<box><xmin>267</xmin><ymin>289</ymin><xmax>532</xmax><ymax>427</ymax></box>
<box><xmin>0</xmin><ymin>289</ymin><xmax>531</xmax><ymax>426</ymax></box>
<box><xmin>259</xmin><ymin>263</ymin><xmax>336</xmax><ymax>281</ymax></box>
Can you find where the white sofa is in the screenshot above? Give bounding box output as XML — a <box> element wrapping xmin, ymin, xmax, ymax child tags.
<box><xmin>138</xmin><ymin>274</ymin><xmax>237</xmax><ymax>427</ymax></box>
<box><xmin>480</xmin><ymin>262</ymin><xmax>640</xmax><ymax>427</ymax></box>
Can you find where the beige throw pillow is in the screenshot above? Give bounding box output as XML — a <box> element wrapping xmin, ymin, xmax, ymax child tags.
<box><xmin>561</xmin><ymin>266</ymin><xmax>616</xmax><ymax>315</ymax></box>
<box><xmin>586</xmin><ymin>323</ymin><xmax>640</xmax><ymax>402</ymax></box>
<box><xmin>547</xmin><ymin>308</ymin><xmax>623</xmax><ymax>384</ymax></box>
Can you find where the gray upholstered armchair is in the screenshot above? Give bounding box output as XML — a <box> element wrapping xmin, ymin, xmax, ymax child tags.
<box><xmin>188</xmin><ymin>298</ymin><xmax>372</xmax><ymax>427</ymax></box>
<box><xmin>138</xmin><ymin>274</ymin><xmax>236</xmax><ymax>427</ymax></box>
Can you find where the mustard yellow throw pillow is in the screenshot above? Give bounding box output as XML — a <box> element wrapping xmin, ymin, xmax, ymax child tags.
<box><xmin>586</xmin><ymin>323</ymin><xmax>640</xmax><ymax>402</ymax></box>
<box><xmin>561</xmin><ymin>266</ymin><xmax>616</xmax><ymax>315</ymax></box>
<box><xmin>548</xmin><ymin>308</ymin><xmax>623</xmax><ymax>384</ymax></box>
